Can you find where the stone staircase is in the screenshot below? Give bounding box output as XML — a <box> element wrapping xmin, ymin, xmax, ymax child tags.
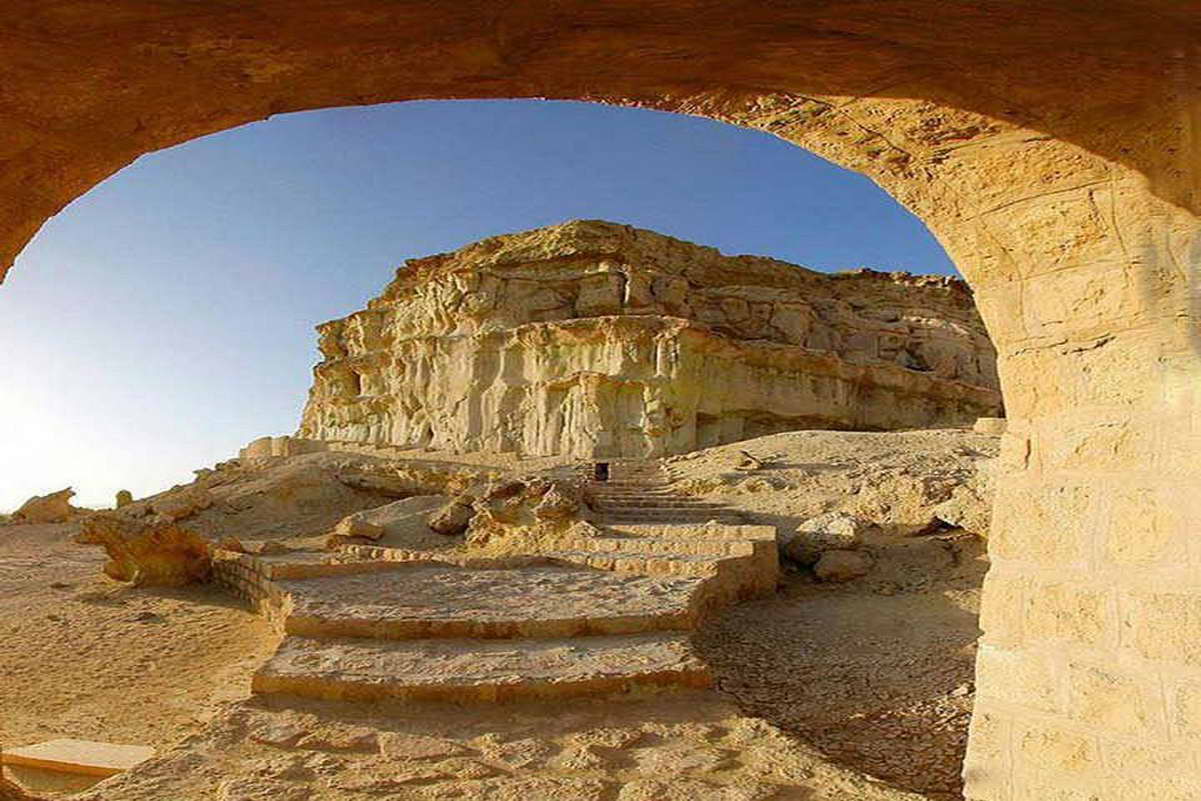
<box><xmin>211</xmin><ymin>462</ymin><xmax>777</xmax><ymax>706</ymax></box>
<box><xmin>585</xmin><ymin>460</ymin><xmax>745</xmax><ymax>525</ymax></box>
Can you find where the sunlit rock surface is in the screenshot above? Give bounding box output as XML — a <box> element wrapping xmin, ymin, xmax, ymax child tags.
<box><xmin>299</xmin><ymin>220</ymin><xmax>1000</xmax><ymax>458</ymax></box>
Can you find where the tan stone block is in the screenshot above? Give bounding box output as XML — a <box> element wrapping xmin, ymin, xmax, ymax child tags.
<box><xmin>974</xmin><ymin>281</ymin><xmax>1028</xmax><ymax>350</ymax></box>
<box><xmin>1036</xmin><ymin>416</ymin><xmax>1150</xmax><ymax>475</ymax></box>
<box><xmin>1016</xmin><ymin>722</ymin><xmax>1099</xmax><ymax>775</ymax></box>
<box><xmin>1122</xmin><ymin>593</ymin><xmax>1201</xmax><ymax>666</ymax></box>
<box><xmin>998</xmin><ymin>332</ymin><xmax>1161</xmax><ymax>417</ymax></box>
<box><xmin>976</xmin><ymin>646</ymin><xmax>1062</xmax><ymax>713</ymax></box>
<box><xmin>1018</xmin><ymin>260</ymin><xmax>1140</xmax><ymax>341</ymax></box>
<box><xmin>1101</xmin><ymin>738</ymin><xmax>1193</xmax><ymax>776</ymax></box>
<box><xmin>991</xmin><ymin>482</ymin><xmax>1093</xmax><ymax>566</ymax></box>
<box><xmin>965</xmin><ymin>705</ymin><xmax>1012</xmax><ymax>762</ymax></box>
<box><xmin>1008</xmin><ymin>775</ymin><xmax>1104</xmax><ymax>801</ymax></box>
<box><xmin>978</xmin><ymin>572</ymin><xmax>1027</xmax><ymax>647</ymax></box>
<box><xmin>1171</xmin><ymin>680</ymin><xmax>1201</xmax><ymax>740</ymax></box>
<box><xmin>1102</xmin><ymin>486</ymin><xmax>1184</xmax><ymax>567</ymax></box>
<box><xmin>997</xmin><ymin>429</ymin><xmax>1032</xmax><ymax>474</ymax></box>
<box><xmin>1024</xmin><ymin>582</ymin><xmax>1111</xmax><ymax>648</ymax></box>
<box><xmin>1109</xmin><ymin>772</ymin><xmax>1201</xmax><ymax>801</ymax></box>
<box><xmin>1066</xmin><ymin>662</ymin><xmax>1162</xmax><ymax>735</ymax></box>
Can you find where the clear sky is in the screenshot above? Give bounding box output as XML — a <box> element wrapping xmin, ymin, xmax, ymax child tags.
<box><xmin>0</xmin><ymin>100</ymin><xmax>956</xmax><ymax>511</ymax></box>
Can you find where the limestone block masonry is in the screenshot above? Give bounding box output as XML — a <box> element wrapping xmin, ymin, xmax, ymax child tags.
<box><xmin>211</xmin><ymin>521</ymin><xmax>778</xmax><ymax>703</ymax></box>
<box><xmin>297</xmin><ymin>221</ymin><xmax>1001</xmax><ymax>459</ymax></box>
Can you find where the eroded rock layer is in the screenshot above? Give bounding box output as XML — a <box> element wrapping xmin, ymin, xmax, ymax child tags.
<box><xmin>299</xmin><ymin>221</ymin><xmax>1000</xmax><ymax>458</ymax></box>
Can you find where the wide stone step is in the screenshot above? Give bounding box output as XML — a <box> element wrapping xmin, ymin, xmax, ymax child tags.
<box><xmin>594</xmin><ymin>509</ymin><xmax>744</xmax><ymax>522</ymax></box>
<box><xmin>275</xmin><ymin>564</ymin><xmax>703</xmax><ymax>640</ymax></box>
<box><xmin>252</xmin><ymin>633</ymin><xmax>711</xmax><ymax>703</ymax></box>
<box><xmin>545</xmin><ymin>550</ymin><xmax>728</xmax><ymax>578</ymax></box>
<box><xmin>564</xmin><ymin>535</ymin><xmax>751</xmax><ymax>557</ymax></box>
<box><xmin>592</xmin><ymin>500</ymin><xmax>726</xmax><ymax>510</ymax></box>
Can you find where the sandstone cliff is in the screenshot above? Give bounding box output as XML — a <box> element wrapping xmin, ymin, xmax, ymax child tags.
<box><xmin>298</xmin><ymin>221</ymin><xmax>1000</xmax><ymax>458</ymax></box>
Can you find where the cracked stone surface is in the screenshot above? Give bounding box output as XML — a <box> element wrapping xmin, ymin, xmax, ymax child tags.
<box><xmin>277</xmin><ymin>564</ymin><xmax>705</xmax><ymax>638</ymax></box>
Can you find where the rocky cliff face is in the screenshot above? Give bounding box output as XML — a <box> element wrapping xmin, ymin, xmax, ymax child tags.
<box><xmin>298</xmin><ymin>220</ymin><xmax>1000</xmax><ymax>458</ymax></box>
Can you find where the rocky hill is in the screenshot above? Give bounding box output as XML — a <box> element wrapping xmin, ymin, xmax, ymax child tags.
<box><xmin>298</xmin><ymin>220</ymin><xmax>1000</xmax><ymax>458</ymax></box>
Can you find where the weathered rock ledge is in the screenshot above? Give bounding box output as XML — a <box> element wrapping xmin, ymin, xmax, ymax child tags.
<box><xmin>299</xmin><ymin>220</ymin><xmax>1000</xmax><ymax>458</ymax></box>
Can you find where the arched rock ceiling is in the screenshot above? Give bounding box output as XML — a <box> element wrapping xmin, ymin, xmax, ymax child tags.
<box><xmin>0</xmin><ymin>0</ymin><xmax>1197</xmax><ymax>284</ymax></box>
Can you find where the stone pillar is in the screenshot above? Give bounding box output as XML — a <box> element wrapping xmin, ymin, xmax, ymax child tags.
<box><xmin>963</xmin><ymin>174</ymin><xmax>1201</xmax><ymax>800</ymax></box>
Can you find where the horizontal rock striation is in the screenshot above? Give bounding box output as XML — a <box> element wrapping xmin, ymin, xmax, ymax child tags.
<box><xmin>299</xmin><ymin>220</ymin><xmax>1000</xmax><ymax>458</ymax></box>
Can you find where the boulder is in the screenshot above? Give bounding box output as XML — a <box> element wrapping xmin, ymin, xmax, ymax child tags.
<box><xmin>533</xmin><ymin>485</ymin><xmax>580</xmax><ymax>521</ymax></box>
<box><xmin>933</xmin><ymin>459</ymin><xmax>995</xmax><ymax>537</ymax></box>
<box><xmin>76</xmin><ymin>513</ymin><xmax>211</xmax><ymax>586</ymax></box>
<box><xmin>248</xmin><ymin>540</ymin><xmax>292</xmax><ymax>556</ymax></box>
<box><xmin>12</xmin><ymin>487</ymin><xmax>77</xmax><ymax>524</ymax></box>
<box><xmin>428</xmin><ymin>499</ymin><xmax>475</xmax><ymax>536</ymax></box>
<box><xmin>115</xmin><ymin>489</ymin><xmax>134</xmax><ymax>508</ymax></box>
<box><xmin>150</xmin><ymin>487</ymin><xmax>213</xmax><ymax>521</ymax></box>
<box><xmin>781</xmin><ymin>511</ymin><xmax>870</xmax><ymax>566</ymax></box>
<box><xmin>814</xmin><ymin>549</ymin><xmax>872</xmax><ymax>582</ymax></box>
<box><xmin>973</xmin><ymin>417</ymin><xmax>1007</xmax><ymax>435</ymax></box>
<box><xmin>327</xmin><ymin>495</ymin><xmax>450</xmax><ymax>551</ymax></box>
<box><xmin>734</xmin><ymin>450</ymin><xmax>764</xmax><ymax>471</ymax></box>
<box><xmin>332</xmin><ymin>513</ymin><xmax>386</xmax><ymax>541</ymax></box>
<box><xmin>218</xmin><ymin>536</ymin><xmax>246</xmax><ymax>553</ymax></box>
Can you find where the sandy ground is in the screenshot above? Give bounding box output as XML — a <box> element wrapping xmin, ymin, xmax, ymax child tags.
<box><xmin>1</xmin><ymin>429</ymin><xmax>995</xmax><ymax>799</ymax></box>
<box><xmin>0</xmin><ymin>523</ymin><xmax>275</xmax><ymax>797</ymax></box>
<box><xmin>698</xmin><ymin>534</ymin><xmax>985</xmax><ymax>799</ymax></box>
<box><xmin>666</xmin><ymin>428</ymin><xmax>997</xmax><ymax>537</ymax></box>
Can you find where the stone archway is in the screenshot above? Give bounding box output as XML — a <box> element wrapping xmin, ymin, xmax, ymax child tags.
<box><xmin>2</xmin><ymin>4</ymin><xmax>1198</xmax><ymax>799</ymax></box>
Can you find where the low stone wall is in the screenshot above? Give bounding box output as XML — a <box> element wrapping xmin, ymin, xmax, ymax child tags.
<box><xmin>210</xmin><ymin>551</ymin><xmax>293</xmax><ymax>628</ymax></box>
<box><xmin>238</xmin><ymin>435</ymin><xmax>329</xmax><ymax>461</ymax></box>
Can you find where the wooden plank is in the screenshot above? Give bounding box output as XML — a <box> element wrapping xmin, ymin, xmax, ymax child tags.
<box><xmin>1</xmin><ymin>739</ymin><xmax>154</xmax><ymax>777</ymax></box>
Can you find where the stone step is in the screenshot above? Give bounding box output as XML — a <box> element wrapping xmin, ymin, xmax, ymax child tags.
<box><xmin>602</xmin><ymin>523</ymin><xmax>778</xmax><ymax>542</ymax></box>
<box><xmin>252</xmin><ymin>633</ymin><xmax>712</xmax><ymax>703</ymax></box>
<box><xmin>593</xmin><ymin>509</ymin><xmax>744</xmax><ymax>523</ymax></box>
<box><xmin>275</xmin><ymin>564</ymin><xmax>704</xmax><ymax>640</ymax></box>
<box><xmin>545</xmin><ymin>550</ymin><xmax>728</xmax><ymax>578</ymax></box>
<box><xmin>563</xmin><ymin>535</ymin><xmax>751</xmax><ymax>557</ymax></box>
<box><xmin>591</xmin><ymin>499</ymin><xmax>726</xmax><ymax>509</ymax></box>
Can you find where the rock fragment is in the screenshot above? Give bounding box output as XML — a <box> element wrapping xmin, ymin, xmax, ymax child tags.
<box><xmin>814</xmin><ymin>549</ymin><xmax>873</xmax><ymax>582</ymax></box>
<box><xmin>781</xmin><ymin>511</ymin><xmax>870</xmax><ymax>566</ymax></box>
<box><xmin>12</xmin><ymin>487</ymin><xmax>78</xmax><ymax>524</ymax></box>
<box><xmin>77</xmin><ymin>513</ymin><xmax>212</xmax><ymax>586</ymax></box>
<box><xmin>427</xmin><ymin>498</ymin><xmax>474</xmax><ymax>536</ymax></box>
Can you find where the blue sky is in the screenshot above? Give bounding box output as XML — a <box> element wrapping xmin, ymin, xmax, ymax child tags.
<box><xmin>0</xmin><ymin>100</ymin><xmax>955</xmax><ymax>510</ymax></box>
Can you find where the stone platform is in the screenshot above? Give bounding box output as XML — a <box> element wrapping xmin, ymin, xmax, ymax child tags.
<box><xmin>213</xmin><ymin>527</ymin><xmax>776</xmax><ymax>705</ymax></box>
<box><xmin>276</xmin><ymin>564</ymin><xmax>706</xmax><ymax>640</ymax></box>
<box><xmin>254</xmin><ymin>631</ymin><xmax>711</xmax><ymax>702</ymax></box>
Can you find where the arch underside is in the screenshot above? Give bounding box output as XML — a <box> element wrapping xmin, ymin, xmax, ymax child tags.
<box><xmin>2</xmin><ymin>3</ymin><xmax>1199</xmax><ymax>799</ymax></box>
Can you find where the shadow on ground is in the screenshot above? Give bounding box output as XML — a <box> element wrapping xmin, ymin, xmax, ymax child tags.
<box><xmin>696</xmin><ymin>533</ymin><xmax>987</xmax><ymax>800</ymax></box>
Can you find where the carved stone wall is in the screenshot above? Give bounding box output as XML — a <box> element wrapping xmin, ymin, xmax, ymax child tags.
<box><xmin>297</xmin><ymin>221</ymin><xmax>1000</xmax><ymax>458</ymax></box>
